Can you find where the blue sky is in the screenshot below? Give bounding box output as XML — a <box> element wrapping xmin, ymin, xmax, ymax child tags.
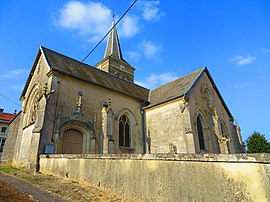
<box><xmin>0</xmin><ymin>0</ymin><xmax>270</xmax><ymax>141</ymax></box>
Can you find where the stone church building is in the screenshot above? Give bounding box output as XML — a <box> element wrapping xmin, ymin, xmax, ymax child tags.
<box><xmin>2</xmin><ymin>22</ymin><xmax>243</xmax><ymax>168</ymax></box>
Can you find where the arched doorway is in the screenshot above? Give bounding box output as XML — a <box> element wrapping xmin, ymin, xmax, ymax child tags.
<box><xmin>62</xmin><ymin>129</ymin><xmax>83</xmax><ymax>154</ymax></box>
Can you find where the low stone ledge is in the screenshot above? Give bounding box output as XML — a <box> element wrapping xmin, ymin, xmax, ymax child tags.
<box><xmin>40</xmin><ymin>153</ymin><xmax>270</xmax><ymax>164</ymax></box>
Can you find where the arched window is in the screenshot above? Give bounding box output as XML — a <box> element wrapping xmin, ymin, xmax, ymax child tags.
<box><xmin>119</xmin><ymin>115</ymin><xmax>130</xmax><ymax>147</ymax></box>
<box><xmin>197</xmin><ymin>115</ymin><xmax>205</xmax><ymax>150</ymax></box>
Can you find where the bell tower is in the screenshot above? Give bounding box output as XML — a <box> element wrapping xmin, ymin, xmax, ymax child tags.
<box><xmin>95</xmin><ymin>20</ymin><xmax>135</xmax><ymax>82</ymax></box>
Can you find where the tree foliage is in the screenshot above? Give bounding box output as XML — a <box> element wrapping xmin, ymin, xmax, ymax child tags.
<box><xmin>246</xmin><ymin>131</ymin><xmax>270</xmax><ymax>153</ymax></box>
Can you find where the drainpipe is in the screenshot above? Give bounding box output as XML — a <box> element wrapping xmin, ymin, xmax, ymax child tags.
<box><xmin>51</xmin><ymin>80</ymin><xmax>61</xmax><ymax>143</ymax></box>
<box><xmin>141</xmin><ymin>101</ymin><xmax>149</xmax><ymax>154</ymax></box>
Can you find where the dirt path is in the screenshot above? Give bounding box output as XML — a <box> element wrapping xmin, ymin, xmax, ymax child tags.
<box><xmin>0</xmin><ymin>172</ymin><xmax>66</xmax><ymax>201</ymax></box>
<box><xmin>0</xmin><ymin>178</ymin><xmax>35</xmax><ymax>202</ymax></box>
<box><xmin>0</xmin><ymin>166</ymin><xmax>132</xmax><ymax>202</ymax></box>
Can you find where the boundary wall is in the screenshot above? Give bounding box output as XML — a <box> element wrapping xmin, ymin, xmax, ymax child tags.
<box><xmin>40</xmin><ymin>153</ymin><xmax>270</xmax><ymax>201</ymax></box>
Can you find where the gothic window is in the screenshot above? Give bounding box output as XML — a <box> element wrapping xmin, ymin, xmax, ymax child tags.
<box><xmin>119</xmin><ymin>115</ymin><xmax>130</xmax><ymax>147</ymax></box>
<box><xmin>197</xmin><ymin>115</ymin><xmax>205</xmax><ymax>150</ymax></box>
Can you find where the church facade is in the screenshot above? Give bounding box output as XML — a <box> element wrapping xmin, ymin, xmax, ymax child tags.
<box><xmin>2</xmin><ymin>22</ymin><xmax>244</xmax><ymax>168</ymax></box>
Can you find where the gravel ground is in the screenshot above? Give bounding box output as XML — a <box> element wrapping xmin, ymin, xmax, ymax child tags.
<box><xmin>0</xmin><ymin>165</ymin><xmax>133</xmax><ymax>202</ymax></box>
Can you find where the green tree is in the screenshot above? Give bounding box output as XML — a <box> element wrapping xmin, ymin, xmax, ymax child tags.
<box><xmin>246</xmin><ymin>131</ymin><xmax>270</xmax><ymax>153</ymax></box>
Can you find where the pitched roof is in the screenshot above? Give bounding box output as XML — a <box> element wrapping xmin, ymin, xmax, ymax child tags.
<box><xmin>40</xmin><ymin>46</ymin><xmax>149</xmax><ymax>102</ymax></box>
<box><xmin>148</xmin><ymin>68</ymin><xmax>204</xmax><ymax>107</ymax></box>
<box><xmin>148</xmin><ymin>67</ymin><xmax>233</xmax><ymax>118</ymax></box>
<box><xmin>104</xmin><ymin>21</ymin><xmax>124</xmax><ymax>61</ymax></box>
<box><xmin>21</xmin><ymin>46</ymin><xmax>232</xmax><ymax>118</ymax></box>
<box><xmin>0</xmin><ymin>113</ymin><xmax>15</xmax><ymax>122</ymax></box>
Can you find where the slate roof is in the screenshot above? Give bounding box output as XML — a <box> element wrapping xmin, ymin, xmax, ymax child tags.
<box><xmin>21</xmin><ymin>46</ymin><xmax>232</xmax><ymax>118</ymax></box>
<box><xmin>148</xmin><ymin>68</ymin><xmax>204</xmax><ymax>107</ymax></box>
<box><xmin>40</xmin><ymin>46</ymin><xmax>149</xmax><ymax>102</ymax></box>
<box><xmin>148</xmin><ymin>67</ymin><xmax>233</xmax><ymax>118</ymax></box>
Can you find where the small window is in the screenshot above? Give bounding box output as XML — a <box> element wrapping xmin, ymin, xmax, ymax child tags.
<box><xmin>119</xmin><ymin>115</ymin><xmax>130</xmax><ymax>147</ymax></box>
<box><xmin>0</xmin><ymin>138</ymin><xmax>6</xmax><ymax>152</ymax></box>
<box><xmin>1</xmin><ymin>127</ymin><xmax>7</xmax><ymax>133</ymax></box>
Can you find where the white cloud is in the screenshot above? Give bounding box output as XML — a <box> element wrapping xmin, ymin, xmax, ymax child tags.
<box><xmin>2</xmin><ymin>69</ymin><xmax>28</xmax><ymax>79</ymax></box>
<box><xmin>139</xmin><ymin>40</ymin><xmax>163</xmax><ymax>60</ymax></box>
<box><xmin>55</xmin><ymin>1</ymin><xmax>112</xmax><ymax>42</ymax></box>
<box><xmin>119</xmin><ymin>15</ymin><xmax>140</xmax><ymax>38</ymax></box>
<box><xmin>229</xmin><ymin>55</ymin><xmax>256</xmax><ymax>66</ymax></box>
<box><xmin>126</xmin><ymin>51</ymin><xmax>141</xmax><ymax>62</ymax></box>
<box><xmin>135</xmin><ymin>72</ymin><xmax>178</xmax><ymax>89</ymax></box>
<box><xmin>140</xmin><ymin>1</ymin><xmax>164</xmax><ymax>21</ymax></box>
<box><xmin>260</xmin><ymin>48</ymin><xmax>270</xmax><ymax>53</ymax></box>
<box><xmin>55</xmin><ymin>1</ymin><xmax>142</xmax><ymax>42</ymax></box>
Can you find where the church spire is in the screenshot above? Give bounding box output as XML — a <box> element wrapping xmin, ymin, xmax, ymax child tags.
<box><xmin>104</xmin><ymin>20</ymin><xmax>124</xmax><ymax>61</ymax></box>
<box><xmin>95</xmin><ymin>19</ymin><xmax>135</xmax><ymax>83</ymax></box>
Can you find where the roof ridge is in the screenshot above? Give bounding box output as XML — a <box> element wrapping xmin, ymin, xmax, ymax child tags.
<box><xmin>42</xmin><ymin>46</ymin><xmax>148</xmax><ymax>90</ymax></box>
<box><xmin>147</xmin><ymin>67</ymin><xmax>206</xmax><ymax>108</ymax></box>
<box><xmin>40</xmin><ymin>46</ymin><xmax>149</xmax><ymax>101</ymax></box>
<box><xmin>41</xmin><ymin>46</ymin><xmax>92</xmax><ymax>68</ymax></box>
<box><xmin>150</xmin><ymin>67</ymin><xmax>205</xmax><ymax>91</ymax></box>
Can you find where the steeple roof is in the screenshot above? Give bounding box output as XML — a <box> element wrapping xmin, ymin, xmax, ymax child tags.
<box><xmin>104</xmin><ymin>21</ymin><xmax>124</xmax><ymax>60</ymax></box>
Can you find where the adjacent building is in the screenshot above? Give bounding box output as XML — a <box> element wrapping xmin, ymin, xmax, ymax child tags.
<box><xmin>0</xmin><ymin>109</ymin><xmax>15</xmax><ymax>153</ymax></box>
<box><xmin>2</xmin><ymin>21</ymin><xmax>244</xmax><ymax>168</ymax></box>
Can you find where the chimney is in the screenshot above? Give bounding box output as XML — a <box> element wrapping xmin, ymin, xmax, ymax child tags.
<box><xmin>0</xmin><ymin>108</ymin><xmax>3</xmax><ymax>114</ymax></box>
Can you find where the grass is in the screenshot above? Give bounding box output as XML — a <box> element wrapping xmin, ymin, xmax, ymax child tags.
<box><xmin>0</xmin><ymin>164</ymin><xmax>41</xmax><ymax>183</ymax></box>
<box><xmin>0</xmin><ymin>165</ymin><xmax>20</xmax><ymax>173</ymax></box>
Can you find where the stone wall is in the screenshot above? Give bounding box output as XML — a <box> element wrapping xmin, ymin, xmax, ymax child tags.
<box><xmin>145</xmin><ymin>99</ymin><xmax>195</xmax><ymax>153</ymax></box>
<box><xmin>1</xmin><ymin>112</ymin><xmax>21</xmax><ymax>164</ymax></box>
<box><xmin>40</xmin><ymin>153</ymin><xmax>270</xmax><ymax>202</ymax></box>
<box><xmin>145</xmin><ymin>71</ymin><xmax>244</xmax><ymax>155</ymax></box>
<box><xmin>188</xmin><ymin>72</ymin><xmax>242</xmax><ymax>153</ymax></box>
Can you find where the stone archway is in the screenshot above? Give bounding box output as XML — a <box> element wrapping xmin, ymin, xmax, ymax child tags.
<box><xmin>62</xmin><ymin>129</ymin><xmax>83</xmax><ymax>154</ymax></box>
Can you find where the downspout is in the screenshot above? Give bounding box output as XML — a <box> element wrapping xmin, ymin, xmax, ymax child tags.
<box><xmin>141</xmin><ymin>101</ymin><xmax>148</xmax><ymax>154</ymax></box>
<box><xmin>51</xmin><ymin>80</ymin><xmax>61</xmax><ymax>143</ymax></box>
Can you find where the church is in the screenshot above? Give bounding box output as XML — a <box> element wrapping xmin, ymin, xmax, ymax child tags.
<box><xmin>2</xmin><ymin>21</ymin><xmax>244</xmax><ymax>168</ymax></box>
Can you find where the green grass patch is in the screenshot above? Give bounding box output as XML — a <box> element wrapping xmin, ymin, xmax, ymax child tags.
<box><xmin>0</xmin><ymin>165</ymin><xmax>20</xmax><ymax>174</ymax></box>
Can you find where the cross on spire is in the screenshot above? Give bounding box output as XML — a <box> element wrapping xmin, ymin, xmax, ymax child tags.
<box><xmin>104</xmin><ymin>17</ymin><xmax>124</xmax><ymax>60</ymax></box>
<box><xmin>112</xmin><ymin>9</ymin><xmax>115</xmax><ymax>22</ymax></box>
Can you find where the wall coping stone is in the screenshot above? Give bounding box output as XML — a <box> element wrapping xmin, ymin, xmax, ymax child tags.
<box><xmin>40</xmin><ymin>153</ymin><xmax>270</xmax><ymax>164</ymax></box>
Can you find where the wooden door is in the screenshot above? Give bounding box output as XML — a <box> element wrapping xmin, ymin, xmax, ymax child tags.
<box><xmin>62</xmin><ymin>129</ymin><xmax>83</xmax><ymax>154</ymax></box>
